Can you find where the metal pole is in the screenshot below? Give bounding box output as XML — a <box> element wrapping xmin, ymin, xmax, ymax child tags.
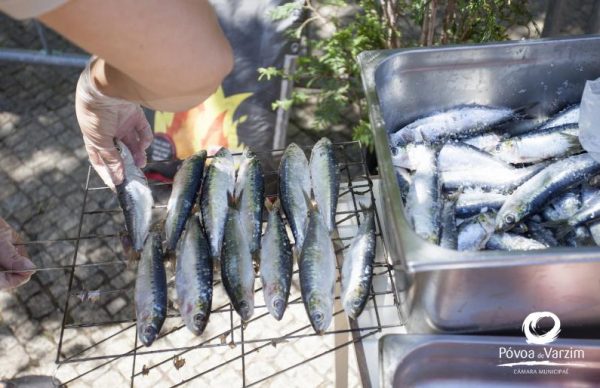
<box><xmin>0</xmin><ymin>49</ymin><xmax>88</xmax><ymax>67</ymax></box>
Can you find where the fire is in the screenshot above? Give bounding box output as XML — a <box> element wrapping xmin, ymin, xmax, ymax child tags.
<box><xmin>154</xmin><ymin>86</ymin><xmax>252</xmax><ymax>159</ymax></box>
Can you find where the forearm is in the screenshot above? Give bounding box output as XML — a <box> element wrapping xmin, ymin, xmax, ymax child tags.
<box><xmin>91</xmin><ymin>58</ymin><xmax>215</xmax><ymax>111</ymax></box>
<box><xmin>40</xmin><ymin>0</ymin><xmax>234</xmax><ymax>112</ymax></box>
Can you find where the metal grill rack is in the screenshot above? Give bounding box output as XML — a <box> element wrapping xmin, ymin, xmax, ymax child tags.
<box><xmin>13</xmin><ymin>141</ymin><xmax>401</xmax><ymax>387</ymax></box>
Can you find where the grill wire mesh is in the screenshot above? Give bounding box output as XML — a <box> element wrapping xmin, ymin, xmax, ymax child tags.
<box><xmin>11</xmin><ymin>141</ymin><xmax>401</xmax><ymax>387</ymax></box>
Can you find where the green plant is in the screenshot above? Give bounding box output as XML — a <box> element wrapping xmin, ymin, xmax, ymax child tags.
<box><xmin>259</xmin><ymin>0</ymin><xmax>538</xmax><ymax>151</ymax></box>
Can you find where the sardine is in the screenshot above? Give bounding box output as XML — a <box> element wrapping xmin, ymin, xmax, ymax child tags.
<box><xmin>221</xmin><ymin>194</ymin><xmax>255</xmax><ymax>321</ymax></box>
<box><xmin>439</xmin><ymin>201</ymin><xmax>458</xmax><ymax>249</ymax></box>
<box><xmin>566</xmin><ymin>195</ymin><xmax>600</xmax><ymax>226</ymax></box>
<box><xmin>279</xmin><ymin>143</ymin><xmax>312</xmax><ymax>251</ymax></box>
<box><xmin>390</xmin><ymin>104</ymin><xmax>514</xmax><ymax>147</ymax></box>
<box><xmin>455</xmin><ymin>188</ymin><xmax>507</xmax><ymax>218</ymax></box>
<box><xmin>299</xmin><ymin>198</ymin><xmax>336</xmax><ymax>334</ymax></box>
<box><xmin>486</xmin><ymin>233</ymin><xmax>547</xmax><ymax>251</ymax></box>
<box><xmin>310</xmin><ymin>137</ymin><xmax>340</xmax><ymax>234</ymax></box>
<box><xmin>200</xmin><ymin>148</ymin><xmax>235</xmax><ymax>260</ymax></box>
<box><xmin>539</xmin><ymin>105</ymin><xmax>580</xmax><ymax>130</ymax></box>
<box><xmin>165</xmin><ymin>150</ymin><xmax>206</xmax><ymax>252</ymax></box>
<box><xmin>405</xmin><ymin>144</ymin><xmax>441</xmax><ymax>244</ymax></box>
<box><xmin>135</xmin><ymin>229</ymin><xmax>167</xmax><ymax>347</ymax></box>
<box><xmin>115</xmin><ymin>141</ymin><xmax>153</xmax><ymax>252</ymax></box>
<box><xmin>439</xmin><ymin>142</ymin><xmax>542</xmax><ymax>192</ymax></box>
<box><xmin>235</xmin><ymin>149</ymin><xmax>265</xmax><ymax>262</ymax></box>
<box><xmin>260</xmin><ymin>199</ymin><xmax>293</xmax><ymax>320</ymax></box>
<box><xmin>176</xmin><ymin>216</ymin><xmax>212</xmax><ymax>335</ymax></box>
<box><xmin>457</xmin><ymin>212</ymin><xmax>495</xmax><ymax>251</ymax></box>
<box><xmin>341</xmin><ymin>203</ymin><xmax>376</xmax><ymax>320</ymax></box>
<box><xmin>496</xmin><ymin>154</ymin><xmax>600</xmax><ymax>231</ymax></box>
<box><xmin>492</xmin><ymin>124</ymin><xmax>581</xmax><ymax>164</ymax></box>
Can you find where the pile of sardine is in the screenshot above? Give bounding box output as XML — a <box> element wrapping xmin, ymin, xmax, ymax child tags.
<box><xmin>390</xmin><ymin>103</ymin><xmax>600</xmax><ymax>251</ymax></box>
<box><xmin>115</xmin><ymin>138</ymin><xmax>376</xmax><ymax>347</ymax></box>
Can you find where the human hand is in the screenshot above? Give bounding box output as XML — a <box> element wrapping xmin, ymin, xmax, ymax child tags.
<box><xmin>75</xmin><ymin>57</ymin><xmax>154</xmax><ymax>191</ymax></box>
<box><xmin>0</xmin><ymin>218</ymin><xmax>35</xmax><ymax>290</ymax></box>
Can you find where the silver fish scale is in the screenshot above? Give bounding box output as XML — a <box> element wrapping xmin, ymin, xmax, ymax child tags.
<box><xmin>165</xmin><ymin>151</ymin><xmax>206</xmax><ymax>252</ymax></box>
<box><xmin>310</xmin><ymin>138</ymin><xmax>340</xmax><ymax>234</ymax></box>
<box><xmin>260</xmin><ymin>203</ymin><xmax>293</xmax><ymax>320</ymax></box>
<box><xmin>299</xmin><ymin>206</ymin><xmax>336</xmax><ymax>334</ymax></box>
<box><xmin>279</xmin><ymin>143</ymin><xmax>312</xmax><ymax>251</ymax></box>
<box><xmin>135</xmin><ymin>231</ymin><xmax>167</xmax><ymax>347</ymax></box>
<box><xmin>221</xmin><ymin>206</ymin><xmax>255</xmax><ymax>321</ymax></box>
<box><xmin>116</xmin><ymin>141</ymin><xmax>153</xmax><ymax>252</ymax></box>
<box><xmin>235</xmin><ymin>150</ymin><xmax>264</xmax><ymax>258</ymax></box>
<box><xmin>176</xmin><ymin>216</ymin><xmax>213</xmax><ymax>335</ymax></box>
<box><xmin>390</xmin><ymin>105</ymin><xmax>514</xmax><ymax>146</ymax></box>
<box><xmin>200</xmin><ymin>148</ymin><xmax>235</xmax><ymax>259</ymax></box>
<box><xmin>341</xmin><ymin>207</ymin><xmax>376</xmax><ymax>319</ymax></box>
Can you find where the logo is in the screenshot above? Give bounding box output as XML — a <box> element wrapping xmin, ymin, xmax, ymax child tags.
<box><xmin>521</xmin><ymin>311</ymin><xmax>561</xmax><ymax>345</ymax></box>
<box><xmin>496</xmin><ymin>312</ymin><xmax>586</xmax><ymax>374</ymax></box>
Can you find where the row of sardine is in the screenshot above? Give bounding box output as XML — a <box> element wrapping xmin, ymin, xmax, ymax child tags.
<box><xmin>119</xmin><ymin>138</ymin><xmax>376</xmax><ymax>346</ymax></box>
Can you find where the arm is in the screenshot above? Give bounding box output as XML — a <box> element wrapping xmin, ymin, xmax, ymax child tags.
<box><xmin>38</xmin><ymin>0</ymin><xmax>234</xmax><ymax>189</ymax></box>
<box><xmin>40</xmin><ymin>0</ymin><xmax>234</xmax><ymax>112</ymax></box>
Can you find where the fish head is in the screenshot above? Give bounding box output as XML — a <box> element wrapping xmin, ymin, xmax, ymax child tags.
<box><xmin>238</xmin><ymin>299</ymin><xmax>254</xmax><ymax>321</ymax></box>
<box><xmin>308</xmin><ymin>293</ymin><xmax>332</xmax><ymax>334</ymax></box>
<box><xmin>183</xmin><ymin>302</ymin><xmax>210</xmax><ymax>335</ymax></box>
<box><xmin>342</xmin><ymin>289</ymin><xmax>366</xmax><ymax>321</ymax></box>
<box><xmin>115</xmin><ymin>140</ymin><xmax>136</xmax><ymax>166</ymax></box>
<box><xmin>495</xmin><ymin>206</ymin><xmax>521</xmax><ymax>232</ymax></box>
<box><xmin>138</xmin><ymin>319</ymin><xmax>160</xmax><ymax>347</ymax></box>
<box><xmin>269</xmin><ymin>297</ymin><xmax>286</xmax><ymax>321</ymax></box>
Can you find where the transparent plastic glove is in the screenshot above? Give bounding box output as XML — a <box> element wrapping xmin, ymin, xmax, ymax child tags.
<box><xmin>75</xmin><ymin>57</ymin><xmax>153</xmax><ymax>190</ymax></box>
<box><xmin>579</xmin><ymin>78</ymin><xmax>600</xmax><ymax>162</ymax></box>
<box><xmin>0</xmin><ymin>218</ymin><xmax>35</xmax><ymax>290</ymax></box>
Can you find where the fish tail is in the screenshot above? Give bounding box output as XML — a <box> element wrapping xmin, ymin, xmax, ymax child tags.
<box><xmin>358</xmin><ymin>200</ymin><xmax>374</xmax><ymax>213</ymax></box>
<box><xmin>561</xmin><ymin>132</ymin><xmax>584</xmax><ymax>154</ymax></box>
<box><xmin>264</xmin><ymin>198</ymin><xmax>274</xmax><ymax>212</ymax></box>
<box><xmin>541</xmin><ymin>219</ymin><xmax>573</xmax><ymax>240</ymax></box>
<box><xmin>164</xmin><ymin>249</ymin><xmax>177</xmax><ymax>269</ymax></box>
<box><xmin>228</xmin><ymin>190</ymin><xmax>242</xmax><ymax>210</ymax></box>
<box><xmin>302</xmin><ymin>190</ymin><xmax>318</xmax><ymax>212</ymax></box>
<box><xmin>252</xmin><ymin>250</ymin><xmax>261</xmax><ymax>274</ymax></box>
<box><xmin>512</xmin><ymin>102</ymin><xmax>540</xmax><ymax>120</ymax></box>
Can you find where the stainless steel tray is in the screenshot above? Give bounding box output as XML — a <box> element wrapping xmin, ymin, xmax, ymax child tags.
<box><xmin>359</xmin><ymin>36</ymin><xmax>600</xmax><ymax>333</ymax></box>
<box><xmin>380</xmin><ymin>334</ymin><xmax>600</xmax><ymax>387</ymax></box>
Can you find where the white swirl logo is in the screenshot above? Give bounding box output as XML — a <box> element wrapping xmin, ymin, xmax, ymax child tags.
<box><xmin>522</xmin><ymin>312</ymin><xmax>561</xmax><ymax>345</ymax></box>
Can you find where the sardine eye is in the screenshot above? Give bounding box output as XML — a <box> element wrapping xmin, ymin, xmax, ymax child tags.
<box><xmin>504</xmin><ymin>214</ymin><xmax>516</xmax><ymax>225</ymax></box>
<box><xmin>144</xmin><ymin>325</ymin><xmax>155</xmax><ymax>337</ymax></box>
<box><xmin>193</xmin><ymin>313</ymin><xmax>205</xmax><ymax>326</ymax></box>
<box><xmin>353</xmin><ymin>299</ymin><xmax>362</xmax><ymax>307</ymax></box>
<box><xmin>391</xmin><ymin>147</ymin><xmax>399</xmax><ymax>156</ymax></box>
<box><xmin>312</xmin><ymin>311</ymin><xmax>324</xmax><ymax>323</ymax></box>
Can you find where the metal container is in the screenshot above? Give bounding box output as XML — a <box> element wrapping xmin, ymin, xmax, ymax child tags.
<box><xmin>380</xmin><ymin>334</ymin><xmax>600</xmax><ymax>387</ymax></box>
<box><xmin>359</xmin><ymin>36</ymin><xmax>600</xmax><ymax>333</ymax></box>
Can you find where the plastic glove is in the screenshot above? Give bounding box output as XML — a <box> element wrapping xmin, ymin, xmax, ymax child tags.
<box><xmin>579</xmin><ymin>78</ymin><xmax>600</xmax><ymax>162</ymax></box>
<box><xmin>0</xmin><ymin>218</ymin><xmax>35</xmax><ymax>290</ymax></box>
<box><xmin>75</xmin><ymin>57</ymin><xmax>154</xmax><ymax>190</ymax></box>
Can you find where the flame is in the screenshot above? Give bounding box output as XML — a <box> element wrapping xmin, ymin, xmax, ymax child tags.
<box><xmin>154</xmin><ymin>86</ymin><xmax>252</xmax><ymax>159</ymax></box>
